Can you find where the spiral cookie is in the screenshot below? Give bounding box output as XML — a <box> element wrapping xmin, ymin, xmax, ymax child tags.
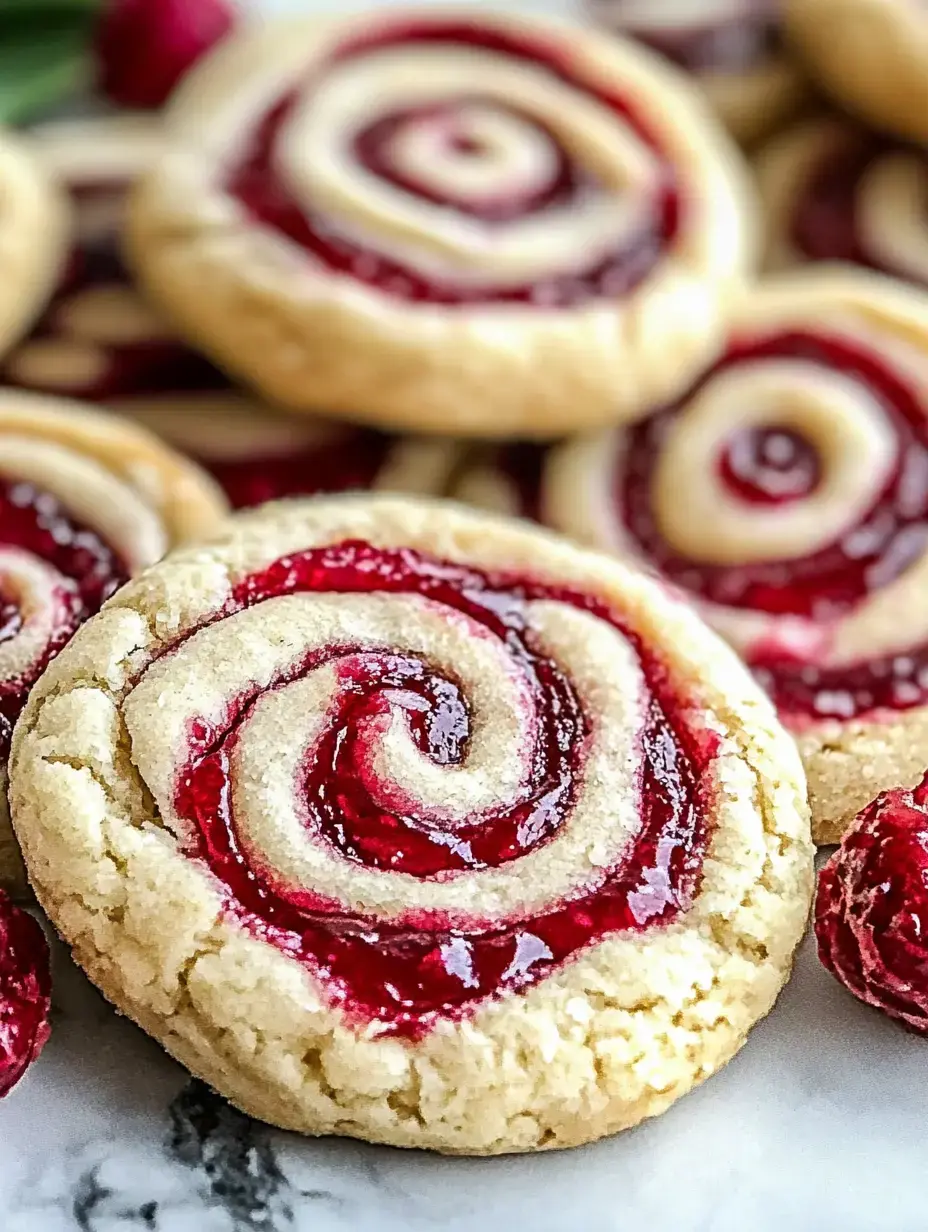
<box><xmin>787</xmin><ymin>0</ymin><xmax>928</xmax><ymax>143</ymax></box>
<box><xmin>127</xmin><ymin>10</ymin><xmax>756</xmax><ymax>438</ymax></box>
<box><xmin>0</xmin><ymin>131</ymin><xmax>67</xmax><ymax>358</ymax></box>
<box><xmin>8</xmin><ymin>495</ymin><xmax>811</xmax><ymax>1153</ymax></box>
<box><xmin>5</xmin><ymin>117</ymin><xmax>458</xmax><ymax>507</ymax></box>
<box><xmin>0</xmin><ymin>392</ymin><xmax>227</xmax><ymax>894</ymax></box>
<box><xmin>537</xmin><ymin>271</ymin><xmax>928</xmax><ymax>844</ymax></box>
<box><xmin>756</xmin><ymin>117</ymin><xmax>928</xmax><ymax>284</ymax></box>
<box><xmin>587</xmin><ymin>0</ymin><xmax>806</xmax><ymax>147</ymax></box>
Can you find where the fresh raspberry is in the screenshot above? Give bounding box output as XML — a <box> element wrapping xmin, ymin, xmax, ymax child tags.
<box><xmin>816</xmin><ymin>774</ymin><xmax>928</xmax><ymax>1033</ymax></box>
<box><xmin>95</xmin><ymin>0</ymin><xmax>236</xmax><ymax>110</ymax></box>
<box><xmin>0</xmin><ymin>891</ymin><xmax>51</xmax><ymax>1098</ymax></box>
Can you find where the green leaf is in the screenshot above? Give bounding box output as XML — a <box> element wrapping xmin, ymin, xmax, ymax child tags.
<box><xmin>0</xmin><ymin>10</ymin><xmax>97</xmax><ymax>125</ymax></box>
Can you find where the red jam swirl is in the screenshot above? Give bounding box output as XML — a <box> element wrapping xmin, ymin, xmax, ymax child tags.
<box><xmin>225</xmin><ymin>20</ymin><xmax>680</xmax><ymax>306</ymax></box>
<box><xmin>0</xmin><ymin>478</ymin><xmax>128</xmax><ymax>756</ymax></box>
<box><xmin>816</xmin><ymin>774</ymin><xmax>928</xmax><ymax>1034</ymax></box>
<box><xmin>589</xmin><ymin>0</ymin><xmax>782</xmax><ymax>72</ymax></box>
<box><xmin>621</xmin><ymin>330</ymin><xmax>928</xmax><ymax>720</ymax></box>
<box><xmin>173</xmin><ymin>540</ymin><xmax>717</xmax><ymax>1036</ymax></box>
<box><xmin>0</xmin><ymin>890</ymin><xmax>52</xmax><ymax>1098</ymax></box>
<box><xmin>791</xmin><ymin>130</ymin><xmax>926</xmax><ymax>281</ymax></box>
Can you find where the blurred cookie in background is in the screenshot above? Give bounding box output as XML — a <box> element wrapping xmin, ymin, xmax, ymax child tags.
<box><xmin>7</xmin><ymin>116</ymin><xmax>460</xmax><ymax>505</ymax></box>
<box><xmin>0</xmin><ymin>129</ymin><xmax>68</xmax><ymax>359</ymax></box>
<box><xmin>787</xmin><ymin>0</ymin><xmax>928</xmax><ymax>144</ymax></box>
<box><xmin>586</xmin><ymin>0</ymin><xmax>807</xmax><ymax>146</ymax></box>
<box><xmin>756</xmin><ymin>116</ymin><xmax>928</xmax><ymax>286</ymax></box>
<box><xmin>127</xmin><ymin>9</ymin><xmax>757</xmax><ymax>438</ymax></box>
<box><xmin>116</xmin><ymin>395</ymin><xmax>461</xmax><ymax>507</ymax></box>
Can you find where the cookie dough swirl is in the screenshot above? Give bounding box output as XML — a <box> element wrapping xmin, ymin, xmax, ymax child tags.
<box><xmin>9</xmin><ymin>496</ymin><xmax>811</xmax><ymax>1152</ymax></box>
<box><xmin>758</xmin><ymin>117</ymin><xmax>928</xmax><ymax>284</ymax></box>
<box><xmin>128</xmin><ymin>10</ymin><xmax>754</xmax><ymax>435</ymax></box>
<box><xmin>543</xmin><ymin>273</ymin><xmax>928</xmax><ymax>841</ymax></box>
<box><xmin>0</xmin><ymin>393</ymin><xmax>227</xmax><ymax>892</ymax></box>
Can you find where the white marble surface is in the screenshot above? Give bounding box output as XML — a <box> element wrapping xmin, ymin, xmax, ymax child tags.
<box><xmin>5</xmin><ymin>1</ymin><xmax>928</xmax><ymax>1229</ymax></box>
<box><xmin>3</xmin><ymin>927</ymin><xmax>928</xmax><ymax>1231</ymax></box>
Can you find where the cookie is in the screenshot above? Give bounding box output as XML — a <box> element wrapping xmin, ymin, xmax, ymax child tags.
<box><xmin>787</xmin><ymin>0</ymin><xmax>928</xmax><ymax>143</ymax></box>
<box><xmin>756</xmin><ymin>116</ymin><xmax>928</xmax><ymax>284</ymax></box>
<box><xmin>588</xmin><ymin>0</ymin><xmax>807</xmax><ymax>147</ymax></box>
<box><xmin>127</xmin><ymin>10</ymin><xmax>756</xmax><ymax>438</ymax></box>
<box><xmin>0</xmin><ymin>392</ymin><xmax>228</xmax><ymax>894</ymax></box>
<box><xmin>8</xmin><ymin>494</ymin><xmax>812</xmax><ymax>1154</ymax></box>
<box><xmin>6</xmin><ymin>117</ymin><xmax>461</xmax><ymax>507</ymax></box>
<box><xmin>473</xmin><ymin>272</ymin><xmax>928</xmax><ymax>845</ymax></box>
<box><xmin>0</xmin><ymin>130</ymin><xmax>68</xmax><ymax>358</ymax></box>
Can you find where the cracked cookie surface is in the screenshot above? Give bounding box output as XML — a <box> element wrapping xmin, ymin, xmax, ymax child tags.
<box><xmin>9</xmin><ymin>494</ymin><xmax>812</xmax><ymax>1153</ymax></box>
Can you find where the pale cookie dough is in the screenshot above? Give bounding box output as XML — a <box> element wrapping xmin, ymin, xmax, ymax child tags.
<box><xmin>9</xmin><ymin>494</ymin><xmax>811</xmax><ymax>1154</ymax></box>
<box><xmin>0</xmin><ymin>130</ymin><xmax>68</xmax><ymax>358</ymax></box>
<box><xmin>588</xmin><ymin>0</ymin><xmax>807</xmax><ymax>147</ymax></box>
<box><xmin>509</xmin><ymin>271</ymin><xmax>928</xmax><ymax>844</ymax></box>
<box><xmin>8</xmin><ymin>116</ymin><xmax>461</xmax><ymax>506</ymax></box>
<box><xmin>787</xmin><ymin>0</ymin><xmax>928</xmax><ymax>143</ymax></box>
<box><xmin>0</xmin><ymin>392</ymin><xmax>228</xmax><ymax>895</ymax></box>
<box><xmin>756</xmin><ymin>115</ymin><xmax>928</xmax><ymax>284</ymax></box>
<box><xmin>127</xmin><ymin>10</ymin><xmax>756</xmax><ymax>438</ymax></box>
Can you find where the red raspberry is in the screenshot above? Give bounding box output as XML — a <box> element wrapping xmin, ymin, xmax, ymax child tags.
<box><xmin>0</xmin><ymin>891</ymin><xmax>51</xmax><ymax>1098</ymax></box>
<box><xmin>95</xmin><ymin>0</ymin><xmax>236</xmax><ymax>110</ymax></box>
<box><xmin>816</xmin><ymin>774</ymin><xmax>928</xmax><ymax>1033</ymax></box>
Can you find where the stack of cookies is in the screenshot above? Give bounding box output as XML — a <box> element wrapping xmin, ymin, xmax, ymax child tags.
<box><xmin>0</xmin><ymin>1</ymin><xmax>925</xmax><ymax>1154</ymax></box>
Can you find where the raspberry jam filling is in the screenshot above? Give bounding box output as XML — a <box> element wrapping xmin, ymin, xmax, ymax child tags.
<box><xmin>0</xmin><ymin>890</ymin><xmax>52</xmax><ymax>1098</ymax></box>
<box><xmin>0</xmin><ymin>478</ymin><xmax>128</xmax><ymax>755</ymax></box>
<box><xmin>3</xmin><ymin>180</ymin><xmax>228</xmax><ymax>403</ymax></box>
<box><xmin>207</xmin><ymin>430</ymin><xmax>393</xmax><ymax>509</ymax></box>
<box><xmin>791</xmin><ymin>131</ymin><xmax>924</xmax><ymax>278</ymax></box>
<box><xmin>595</xmin><ymin>0</ymin><xmax>781</xmax><ymax>72</ymax></box>
<box><xmin>816</xmin><ymin>774</ymin><xmax>928</xmax><ymax>1034</ymax></box>
<box><xmin>622</xmin><ymin>330</ymin><xmax>928</xmax><ymax>720</ymax></box>
<box><xmin>174</xmin><ymin>541</ymin><xmax>716</xmax><ymax>1035</ymax></box>
<box><xmin>225</xmin><ymin>20</ymin><xmax>680</xmax><ymax>306</ymax></box>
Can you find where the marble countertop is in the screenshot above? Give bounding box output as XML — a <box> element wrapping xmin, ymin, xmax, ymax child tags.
<box><xmin>3</xmin><ymin>927</ymin><xmax>926</xmax><ymax>1232</ymax></box>
<box><xmin>4</xmin><ymin>1</ymin><xmax>927</xmax><ymax>1228</ymax></box>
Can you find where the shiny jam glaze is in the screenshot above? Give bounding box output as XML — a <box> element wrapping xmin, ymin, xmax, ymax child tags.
<box><xmin>816</xmin><ymin>774</ymin><xmax>928</xmax><ymax>1034</ymax></box>
<box><xmin>622</xmin><ymin>330</ymin><xmax>928</xmax><ymax>720</ymax></box>
<box><xmin>0</xmin><ymin>479</ymin><xmax>129</xmax><ymax>756</ymax></box>
<box><xmin>589</xmin><ymin>0</ymin><xmax>782</xmax><ymax>73</ymax></box>
<box><xmin>225</xmin><ymin>20</ymin><xmax>680</xmax><ymax>306</ymax></box>
<box><xmin>0</xmin><ymin>889</ymin><xmax>52</xmax><ymax>1098</ymax></box>
<box><xmin>174</xmin><ymin>540</ymin><xmax>717</xmax><ymax>1036</ymax></box>
<box><xmin>790</xmin><ymin>130</ymin><xmax>926</xmax><ymax>279</ymax></box>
